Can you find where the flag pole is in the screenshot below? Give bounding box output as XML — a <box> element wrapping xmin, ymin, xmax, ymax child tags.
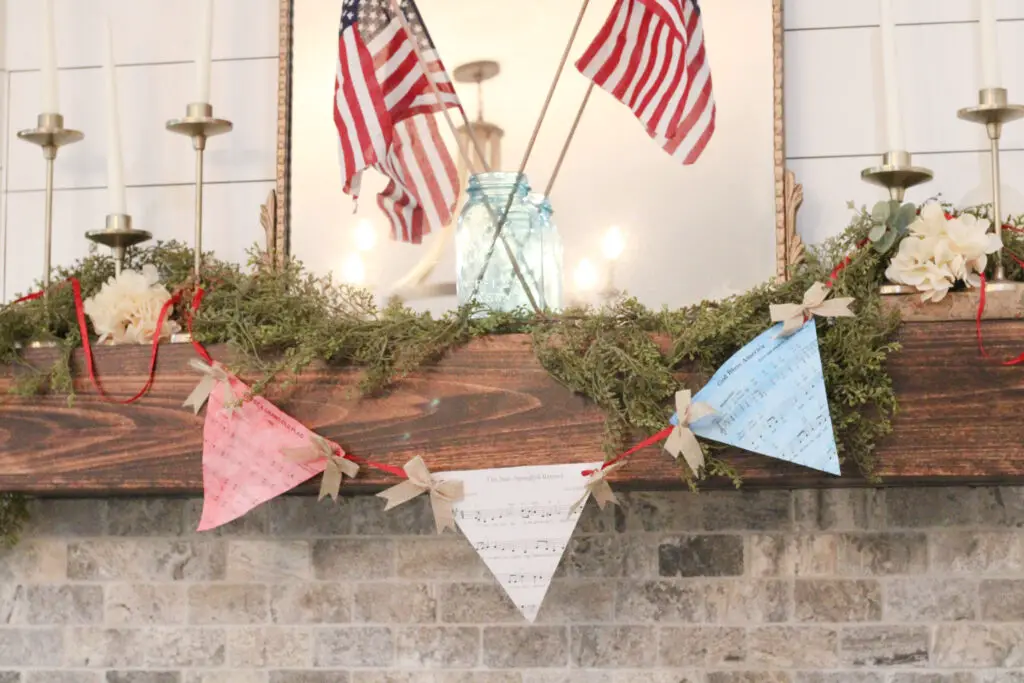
<box><xmin>542</xmin><ymin>83</ymin><xmax>594</xmax><ymax>198</ymax></box>
<box><xmin>466</xmin><ymin>0</ymin><xmax>593</xmax><ymax>305</ymax></box>
<box><xmin>387</xmin><ymin>0</ymin><xmax>541</xmax><ymax>313</ymax></box>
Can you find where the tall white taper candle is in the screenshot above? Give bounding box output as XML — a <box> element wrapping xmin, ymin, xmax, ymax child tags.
<box><xmin>979</xmin><ymin>0</ymin><xmax>1001</xmax><ymax>89</ymax></box>
<box><xmin>196</xmin><ymin>0</ymin><xmax>214</xmax><ymax>104</ymax></box>
<box><xmin>102</xmin><ymin>18</ymin><xmax>127</xmax><ymax>215</ymax></box>
<box><xmin>878</xmin><ymin>0</ymin><xmax>905</xmax><ymax>152</ymax></box>
<box><xmin>40</xmin><ymin>0</ymin><xmax>59</xmax><ymax>114</ymax></box>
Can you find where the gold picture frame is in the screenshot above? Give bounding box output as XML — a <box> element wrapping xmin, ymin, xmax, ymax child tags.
<box><xmin>270</xmin><ymin>0</ymin><xmax>802</xmax><ymax>279</ymax></box>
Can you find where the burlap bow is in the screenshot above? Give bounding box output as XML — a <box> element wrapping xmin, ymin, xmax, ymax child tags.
<box><xmin>663</xmin><ymin>389</ymin><xmax>715</xmax><ymax>475</ymax></box>
<box><xmin>377</xmin><ymin>456</ymin><xmax>463</xmax><ymax>533</ymax></box>
<box><xmin>769</xmin><ymin>282</ymin><xmax>855</xmax><ymax>337</ymax></box>
<box><xmin>572</xmin><ymin>462</ymin><xmax>625</xmax><ymax>515</ymax></box>
<box><xmin>283</xmin><ymin>434</ymin><xmax>359</xmax><ymax>501</ymax></box>
<box><xmin>183</xmin><ymin>359</ymin><xmax>237</xmax><ymax>414</ymax></box>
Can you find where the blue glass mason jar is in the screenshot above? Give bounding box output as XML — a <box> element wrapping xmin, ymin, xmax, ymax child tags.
<box><xmin>529</xmin><ymin>192</ymin><xmax>563</xmax><ymax>312</ymax></box>
<box><xmin>455</xmin><ymin>172</ymin><xmax>562</xmax><ymax>312</ymax></box>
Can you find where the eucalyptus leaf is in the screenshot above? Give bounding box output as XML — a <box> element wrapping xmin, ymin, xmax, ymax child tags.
<box><xmin>868</xmin><ymin>225</ymin><xmax>886</xmax><ymax>242</ymax></box>
<box><xmin>873</xmin><ymin>229</ymin><xmax>899</xmax><ymax>254</ymax></box>
<box><xmin>871</xmin><ymin>201</ymin><xmax>891</xmax><ymax>222</ymax></box>
<box><xmin>896</xmin><ymin>203</ymin><xmax>917</xmax><ymax>229</ymax></box>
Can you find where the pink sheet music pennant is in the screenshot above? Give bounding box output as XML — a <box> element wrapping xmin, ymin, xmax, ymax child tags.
<box><xmin>196</xmin><ymin>374</ymin><xmax>327</xmax><ymax>531</ymax></box>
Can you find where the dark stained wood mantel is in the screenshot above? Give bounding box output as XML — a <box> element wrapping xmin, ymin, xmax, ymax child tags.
<box><xmin>2</xmin><ymin>318</ymin><xmax>1024</xmax><ymax>494</ymax></box>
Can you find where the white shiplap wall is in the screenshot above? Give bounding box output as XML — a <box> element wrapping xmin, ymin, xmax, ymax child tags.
<box><xmin>0</xmin><ymin>0</ymin><xmax>279</xmax><ymax>301</ymax></box>
<box><xmin>1</xmin><ymin>0</ymin><xmax>1023</xmax><ymax>301</ymax></box>
<box><xmin>787</xmin><ymin>1</ymin><xmax>1024</xmax><ymax>245</ymax></box>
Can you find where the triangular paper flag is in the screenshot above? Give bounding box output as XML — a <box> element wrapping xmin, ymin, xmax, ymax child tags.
<box><xmin>682</xmin><ymin>320</ymin><xmax>840</xmax><ymax>475</ymax></box>
<box><xmin>197</xmin><ymin>375</ymin><xmax>326</xmax><ymax>531</ymax></box>
<box><xmin>435</xmin><ymin>462</ymin><xmax>602</xmax><ymax>622</ymax></box>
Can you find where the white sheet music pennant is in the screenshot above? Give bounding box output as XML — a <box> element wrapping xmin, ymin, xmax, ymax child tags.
<box><xmin>435</xmin><ymin>462</ymin><xmax>602</xmax><ymax>622</ymax></box>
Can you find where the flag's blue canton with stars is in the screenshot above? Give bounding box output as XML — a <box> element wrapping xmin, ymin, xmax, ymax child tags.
<box><xmin>334</xmin><ymin>0</ymin><xmax>461</xmax><ymax>243</ymax></box>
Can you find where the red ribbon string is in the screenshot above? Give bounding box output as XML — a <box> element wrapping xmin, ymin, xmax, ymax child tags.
<box><xmin>186</xmin><ymin>287</ymin><xmax>215</xmax><ymax>365</ymax></box>
<box><xmin>582</xmin><ymin>426</ymin><xmax>674</xmax><ymax>477</ymax></box>
<box><xmin>343</xmin><ymin>452</ymin><xmax>408</xmax><ymax>479</ymax></box>
<box><xmin>11</xmin><ymin>290</ymin><xmax>46</xmax><ymax>305</ymax></box>
<box><xmin>826</xmin><ymin>238</ymin><xmax>870</xmax><ymax>288</ymax></box>
<box><xmin>71</xmin><ymin>277</ymin><xmax>183</xmax><ymax>403</ymax></box>
<box><xmin>975</xmin><ymin>273</ymin><xmax>1024</xmax><ymax>366</ymax></box>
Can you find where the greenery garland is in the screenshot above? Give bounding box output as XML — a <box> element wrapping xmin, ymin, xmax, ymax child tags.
<box><xmin>5</xmin><ymin>201</ymin><xmax>1017</xmax><ymax>543</ymax></box>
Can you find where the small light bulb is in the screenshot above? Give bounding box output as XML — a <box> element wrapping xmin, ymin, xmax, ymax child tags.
<box><xmin>340</xmin><ymin>253</ymin><xmax>366</xmax><ymax>285</ymax></box>
<box><xmin>353</xmin><ymin>219</ymin><xmax>377</xmax><ymax>252</ymax></box>
<box><xmin>574</xmin><ymin>258</ymin><xmax>598</xmax><ymax>291</ymax></box>
<box><xmin>602</xmin><ymin>225</ymin><xmax>625</xmax><ymax>261</ymax></box>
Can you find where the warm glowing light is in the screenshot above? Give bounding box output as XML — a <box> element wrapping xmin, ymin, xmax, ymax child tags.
<box><xmin>353</xmin><ymin>219</ymin><xmax>377</xmax><ymax>252</ymax></box>
<box><xmin>602</xmin><ymin>225</ymin><xmax>625</xmax><ymax>261</ymax></box>
<box><xmin>573</xmin><ymin>258</ymin><xmax>599</xmax><ymax>291</ymax></box>
<box><xmin>340</xmin><ymin>253</ymin><xmax>366</xmax><ymax>285</ymax></box>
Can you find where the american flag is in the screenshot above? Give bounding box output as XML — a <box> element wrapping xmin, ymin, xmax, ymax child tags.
<box><xmin>334</xmin><ymin>0</ymin><xmax>460</xmax><ymax>243</ymax></box>
<box><xmin>576</xmin><ymin>0</ymin><xmax>716</xmax><ymax>165</ymax></box>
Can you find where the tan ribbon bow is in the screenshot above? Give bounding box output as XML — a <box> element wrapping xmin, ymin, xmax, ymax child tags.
<box><xmin>377</xmin><ymin>456</ymin><xmax>464</xmax><ymax>533</ymax></box>
<box><xmin>572</xmin><ymin>462</ymin><xmax>625</xmax><ymax>515</ymax></box>
<box><xmin>769</xmin><ymin>282</ymin><xmax>855</xmax><ymax>337</ymax></box>
<box><xmin>663</xmin><ymin>389</ymin><xmax>715</xmax><ymax>475</ymax></box>
<box><xmin>183</xmin><ymin>359</ymin><xmax>236</xmax><ymax>414</ymax></box>
<box><xmin>283</xmin><ymin>434</ymin><xmax>359</xmax><ymax>501</ymax></box>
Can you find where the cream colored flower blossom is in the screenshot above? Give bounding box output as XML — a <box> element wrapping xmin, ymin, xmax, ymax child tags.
<box><xmin>943</xmin><ymin>213</ymin><xmax>1001</xmax><ymax>287</ymax></box>
<box><xmin>889</xmin><ymin>203</ymin><xmax>1003</xmax><ymax>299</ymax></box>
<box><xmin>83</xmin><ymin>264</ymin><xmax>180</xmax><ymax>345</ymax></box>
<box><xmin>885</xmin><ymin>232</ymin><xmax>956</xmax><ymax>302</ymax></box>
<box><xmin>910</xmin><ymin>203</ymin><xmax>949</xmax><ymax>240</ymax></box>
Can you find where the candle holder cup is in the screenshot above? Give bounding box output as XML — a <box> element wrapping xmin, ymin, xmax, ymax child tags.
<box><xmin>958</xmin><ymin>87</ymin><xmax>1024</xmax><ymax>291</ymax></box>
<box><xmin>17</xmin><ymin>113</ymin><xmax>84</xmax><ymax>290</ymax></box>
<box><xmin>166</xmin><ymin>102</ymin><xmax>233</xmax><ymax>277</ymax></box>
<box><xmin>860</xmin><ymin>150</ymin><xmax>935</xmax><ymax>296</ymax></box>
<box><xmin>86</xmin><ymin>214</ymin><xmax>151</xmax><ymax>277</ymax></box>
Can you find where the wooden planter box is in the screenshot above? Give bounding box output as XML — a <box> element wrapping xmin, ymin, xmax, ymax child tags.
<box><xmin>2</xmin><ymin>299</ymin><xmax>1023</xmax><ymax>494</ymax></box>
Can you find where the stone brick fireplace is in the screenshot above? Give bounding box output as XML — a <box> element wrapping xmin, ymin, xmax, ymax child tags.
<box><xmin>0</xmin><ymin>487</ymin><xmax>1020</xmax><ymax>683</ymax></box>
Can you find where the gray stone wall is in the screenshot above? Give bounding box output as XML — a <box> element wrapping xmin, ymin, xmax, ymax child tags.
<box><xmin>2</xmin><ymin>487</ymin><xmax>1023</xmax><ymax>683</ymax></box>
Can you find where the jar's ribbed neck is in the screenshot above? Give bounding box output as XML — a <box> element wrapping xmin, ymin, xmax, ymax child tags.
<box><xmin>468</xmin><ymin>172</ymin><xmax>530</xmax><ymax>198</ymax></box>
<box><xmin>528</xmin><ymin>192</ymin><xmax>553</xmax><ymax>215</ymax></box>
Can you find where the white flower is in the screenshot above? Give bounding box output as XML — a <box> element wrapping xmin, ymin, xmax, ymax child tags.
<box><xmin>943</xmin><ymin>213</ymin><xmax>1001</xmax><ymax>287</ymax></box>
<box><xmin>83</xmin><ymin>264</ymin><xmax>181</xmax><ymax>345</ymax></box>
<box><xmin>885</xmin><ymin>232</ymin><xmax>956</xmax><ymax>302</ymax></box>
<box><xmin>909</xmin><ymin>203</ymin><xmax>949</xmax><ymax>240</ymax></box>
<box><xmin>888</xmin><ymin>202</ymin><xmax>1003</xmax><ymax>299</ymax></box>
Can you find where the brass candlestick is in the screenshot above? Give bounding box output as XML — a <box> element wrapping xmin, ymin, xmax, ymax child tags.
<box><xmin>86</xmin><ymin>214</ymin><xmax>151</xmax><ymax>276</ymax></box>
<box><xmin>958</xmin><ymin>87</ymin><xmax>1024</xmax><ymax>291</ymax></box>
<box><xmin>166</xmin><ymin>102</ymin><xmax>233</xmax><ymax>276</ymax></box>
<box><xmin>861</xmin><ymin>150</ymin><xmax>934</xmax><ymax>295</ymax></box>
<box><xmin>861</xmin><ymin>150</ymin><xmax>933</xmax><ymax>202</ymax></box>
<box><xmin>17</xmin><ymin>113</ymin><xmax>84</xmax><ymax>289</ymax></box>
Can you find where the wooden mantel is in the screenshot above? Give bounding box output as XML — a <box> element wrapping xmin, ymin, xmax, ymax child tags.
<box><xmin>2</xmin><ymin>307</ymin><xmax>1024</xmax><ymax>494</ymax></box>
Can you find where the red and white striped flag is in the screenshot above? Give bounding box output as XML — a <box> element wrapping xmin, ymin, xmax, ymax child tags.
<box><xmin>576</xmin><ymin>0</ymin><xmax>716</xmax><ymax>165</ymax></box>
<box><xmin>334</xmin><ymin>0</ymin><xmax>460</xmax><ymax>243</ymax></box>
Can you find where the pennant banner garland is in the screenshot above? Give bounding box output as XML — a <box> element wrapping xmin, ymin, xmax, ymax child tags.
<box><xmin>434</xmin><ymin>463</ymin><xmax>603</xmax><ymax>623</ymax></box>
<box><xmin>684</xmin><ymin>319</ymin><xmax>841</xmax><ymax>475</ymax></box>
<box><xmin>183</xmin><ymin>280</ymin><xmax>851</xmax><ymax>619</ymax></box>
<box><xmin>196</xmin><ymin>373</ymin><xmax>328</xmax><ymax>531</ymax></box>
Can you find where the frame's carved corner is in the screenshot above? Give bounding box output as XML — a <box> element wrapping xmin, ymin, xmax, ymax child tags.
<box><xmin>259</xmin><ymin>189</ymin><xmax>279</xmax><ymax>268</ymax></box>
<box><xmin>781</xmin><ymin>169</ymin><xmax>805</xmax><ymax>278</ymax></box>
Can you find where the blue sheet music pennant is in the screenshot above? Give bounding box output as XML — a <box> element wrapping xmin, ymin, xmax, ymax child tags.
<box><xmin>671</xmin><ymin>320</ymin><xmax>840</xmax><ymax>475</ymax></box>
